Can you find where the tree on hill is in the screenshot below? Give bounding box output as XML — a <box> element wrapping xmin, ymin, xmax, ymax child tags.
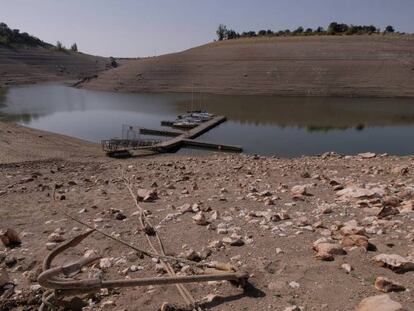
<box><xmin>294</xmin><ymin>26</ymin><xmax>304</xmax><ymax>34</ymax></box>
<box><xmin>315</xmin><ymin>26</ymin><xmax>325</xmax><ymax>34</ymax></box>
<box><xmin>305</xmin><ymin>28</ymin><xmax>313</xmax><ymax>35</ymax></box>
<box><xmin>385</xmin><ymin>25</ymin><xmax>395</xmax><ymax>33</ymax></box>
<box><xmin>56</xmin><ymin>41</ymin><xmax>64</xmax><ymax>51</ymax></box>
<box><xmin>70</xmin><ymin>43</ymin><xmax>78</xmax><ymax>52</ymax></box>
<box><xmin>226</xmin><ymin>29</ymin><xmax>240</xmax><ymax>39</ymax></box>
<box><xmin>216</xmin><ymin>24</ymin><xmax>227</xmax><ymax>41</ymax></box>
<box><xmin>328</xmin><ymin>22</ymin><xmax>349</xmax><ymax>34</ymax></box>
<box><xmin>0</xmin><ymin>22</ymin><xmax>46</xmax><ymax>47</ymax></box>
<box><xmin>241</xmin><ymin>31</ymin><xmax>256</xmax><ymax>37</ymax></box>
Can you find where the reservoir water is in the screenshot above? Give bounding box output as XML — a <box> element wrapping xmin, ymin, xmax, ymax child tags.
<box><xmin>1</xmin><ymin>83</ymin><xmax>414</xmax><ymax>156</ymax></box>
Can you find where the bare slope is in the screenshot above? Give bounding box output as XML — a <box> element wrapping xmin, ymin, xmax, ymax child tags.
<box><xmin>81</xmin><ymin>35</ymin><xmax>414</xmax><ymax>97</ymax></box>
<box><xmin>0</xmin><ymin>45</ymin><xmax>110</xmax><ymax>88</ymax></box>
<box><xmin>0</xmin><ymin>122</ymin><xmax>102</xmax><ymax>163</ymax></box>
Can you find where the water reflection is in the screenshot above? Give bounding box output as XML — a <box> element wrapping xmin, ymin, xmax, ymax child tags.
<box><xmin>0</xmin><ymin>83</ymin><xmax>413</xmax><ymax>156</ymax></box>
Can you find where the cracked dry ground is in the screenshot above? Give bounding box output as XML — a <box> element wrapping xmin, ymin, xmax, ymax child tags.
<box><xmin>1</xmin><ymin>153</ymin><xmax>414</xmax><ymax>311</ymax></box>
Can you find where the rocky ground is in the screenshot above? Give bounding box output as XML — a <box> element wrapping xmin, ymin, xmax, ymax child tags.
<box><xmin>1</xmin><ymin>149</ymin><xmax>414</xmax><ymax>311</ymax></box>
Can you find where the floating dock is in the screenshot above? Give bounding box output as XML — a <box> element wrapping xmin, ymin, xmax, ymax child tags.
<box><xmin>151</xmin><ymin>116</ymin><xmax>236</xmax><ymax>152</ymax></box>
<box><xmin>138</xmin><ymin>127</ymin><xmax>182</xmax><ymax>137</ymax></box>
<box><xmin>102</xmin><ymin>115</ymin><xmax>242</xmax><ymax>155</ymax></box>
<box><xmin>181</xmin><ymin>139</ymin><xmax>242</xmax><ymax>152</ymax></box>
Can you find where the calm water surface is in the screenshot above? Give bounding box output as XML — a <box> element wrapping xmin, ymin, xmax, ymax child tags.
<box><xmin>1</xmin><ymin>84</ymin><xmax>413</xmax><ymax>156</ymax></box>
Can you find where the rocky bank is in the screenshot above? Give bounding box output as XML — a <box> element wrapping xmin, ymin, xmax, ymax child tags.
<box><xmin>1</xmin><ymin>131</ymin><xmax>414</xmax><ymax>310</ymax></box>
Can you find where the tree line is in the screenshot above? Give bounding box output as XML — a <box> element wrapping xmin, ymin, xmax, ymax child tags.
<box><xmin>216</xmin><ymin>22</ymin><xmax>397</xmax><ymax>40</ymax></box>
<box><xmin>0</xmin><ymin>22</ymin><xmax>47</xmax><ymax>46</ymax></box>
<box><xmin>56</xmin><ymin>41</ymin><xmax>78</xmax><ymax>52</ymax></box>
<box><xmin>0</xmin><ymin>22</ymin><xmax>79</xmax><ymax>52</ymax></box>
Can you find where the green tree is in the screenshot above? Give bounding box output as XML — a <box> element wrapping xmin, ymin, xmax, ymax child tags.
<box><xmin>216</xmin><ymin>24</ymin><xmax>228</xmax><ymax>41</ymax></box>
<box><xmin>315</xmin><ymin>26</ymin><xmax>325</xmax><ymax>34</ymax></box>
<box><xmin>70</xmin><ymin>43</ymin><xmax>78</xmax><ymax>52</ymax></box>
<box><xmin>385</xmin><ymin>25</ymin><xmax>395</xmax><ymax>33</ymax></box>
<box><xmin>305</xmin><ymin>28</ymin><xmax>313</xmax><ymax>35</ymax></box>
<box><xmin>226</xmin><ymin>29</ymin><xmax>239</xmax><ymax>39</ymax></box>
<box><xmin>56</xmin><ymin>41</ymin><xmax>64</xmax><ymax>51</ymax></box>
<box><xmin>346</xmin><ymin>25</ymin><xmax>358</xmax><ymax>35</ymax></box>
<box><xmin>294</xmin><ymin>26</ymin><xmax>304</xmax><ymax>34</ymax></box>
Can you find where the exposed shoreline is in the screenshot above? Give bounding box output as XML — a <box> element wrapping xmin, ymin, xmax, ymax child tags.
<box><xmin>79</xmin><ymin>35</ymin><xmax>414</xmax><ymax>98</ymax></box>
<box><xmin>0</xmin><ymin>122</ymin><xmax>103</xmax><ymax>165</ymax></box>
<box><xmin>2</xmin><ymin>36</ymin><xmax>413</xmax><ymax>98</ymax></box>
<box><xmin>0</xmin><ymin>45</ymin><xmax>109</xmax><ymax>89</ymax></box>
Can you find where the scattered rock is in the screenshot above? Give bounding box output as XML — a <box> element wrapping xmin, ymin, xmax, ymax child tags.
<box><xmin>288</xmin><ymin>281</ymin><xmax>300</xmax><ymax>289</ymax></box>
<box><xmin>354</xmin><ymin>294</ymin><xmax>402</xmax><ymax>311</ymax></box>
<box><xmin>374</xmin><ymin>277</ymin><xmax>405</xmax><ymax>293</ymax></box>
<box><xmin>222</xmin><ymin>235</ymin><xmax>244</xmax><ymax>246</ymax></box>
<box><xmin>192</xmin><ymin>212</ymin><xmax>208</xmax><ymax>226</ymax></box>
<box><xmin>137</xmin><ymin>189</ymin><xmax>158</xmax><ymax>202</ymax></box>
<box><xmin>390</xmin><ymin>166</ymin><xmax>409</xmax><ymax>176</ymax></box>
<box><xmin>313</xmin><ymin>242</ymin><xmax>346</xmax><ymax>261</ymax></box>
<box><xmin>48</xmin><ymin>232</ymin><xmax>65</xmax><ymax>243</ymax></box>
<box><xmin>0</xmin><ymin>269</ymin><xmax>10</xmax><ymax>287</ymax></box>
<box><xmin>182</xmin><ymin>249</ymin><xmax>202</xmax><ymax>262</ymax></box>
<box><xmin>114</xmin><ymin>212</ymin><xmax>127</xmax><ymax>220</ymax></box>
<box><xmin>101</xmin><ymin>300</ymin><xmax>116</xmax><ymax>308</ymax></box>
<box><xmin>373</xmin><ymin>254</ymin><xmax>414</xmax><ymax>272</ymax></box>
<box><xmin>200</xmin><ymin>293</ymin><xmax>223</xmax><ymax>304</ymax></box>
<box><xmin>5</xmin><ymin>256</ymin><xmax>17</xmax><ymax>267</ymax></box>
<box><xmin>377</xmin><ymin>206</ymin><xmax>399</xmax><ymax>219</ymax></box>
<box><xmin>341</xmin><ymin>234</ymin><xmax>371</xmax><ymax>250</ymax></box>
<box><xmin>291</xmin><ymin>185</ymin><xmax>311</xmax><ymax>197</ymax></box>
<box><xmin>46</xmin><ymin>242</ymin><xmax>58</xmax><ymax>250</ymax></box>
<box><xmin>99</xmin><ymin>258</ymin><xmax>112</xmax><ymax>269</ymax></box>
<box><xmin>358</xmin><ymin>152</ymin><xmax>376</xmax><ymax>159</ymax></box>
<box><xmin>0</xmin><ymin>228</ymin><xmax>21</xmax><ymax>247</ymax></box>
<box><xmin>340</xmin><ymin>220</ymin><xmax>365</xmax><ymax>236</ymax></box>
<box><xmin>341</xmin><ymin>263</ymin><xmax>353</xmax><ymax>273</ymax></box>
<box><xmin>336</xmin><ymin>186</ymin><xmax>381</xmax><ymax>200</ymax></box>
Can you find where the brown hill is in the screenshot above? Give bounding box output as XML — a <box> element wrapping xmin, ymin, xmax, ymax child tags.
<box><xmin>81</xmin><ymin>35</ymin><xmax>414</xmax><ymax>97</ymax></box>
<box><xmin>0</xmin><ymin>45</ymin><xmax>110</xmax><ymax>88</ymax></box>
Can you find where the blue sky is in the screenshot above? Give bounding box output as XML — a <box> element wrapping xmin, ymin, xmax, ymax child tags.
<box><xmin>1</xmin><ymin>0</ymin><xmax>413</xmax><ymax>57</ymax></box>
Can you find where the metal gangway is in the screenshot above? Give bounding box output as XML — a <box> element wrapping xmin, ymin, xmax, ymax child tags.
<box><xmin>101</xmin><ymin>125</ymin><xmax>165</xmax><ymax>155</ymax></box>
